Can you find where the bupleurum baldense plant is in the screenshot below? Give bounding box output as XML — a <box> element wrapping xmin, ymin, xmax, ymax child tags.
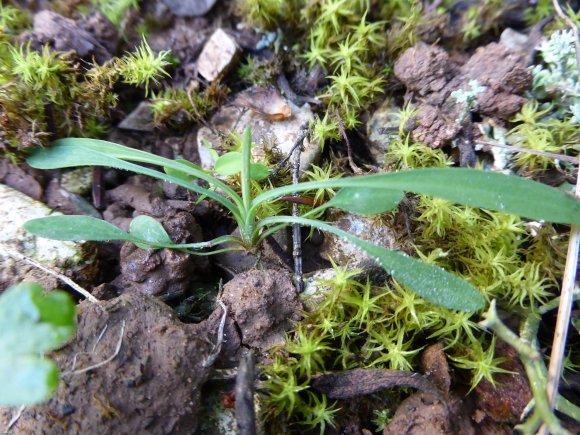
<box><xmin>23</xmin><ymin>126</ymin><xmax>580</xmax><ymax>316</ymax></box>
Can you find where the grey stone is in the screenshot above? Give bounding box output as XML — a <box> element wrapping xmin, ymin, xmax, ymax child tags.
<box><xmin>61</xmin><ymin>168</ymin><xmax>93</xmax><ymax>195</ymax></box>
<box><xmin>118</xmin><ymin>101</ymin><xmax>154</xmax><ymax>132</ymax></box>
<box><xmin>500</xmin><ymin>28</ymin><xmax>529</xmax><ymax>52</ymax></box>
<box><xmin>320</xmin><ymin>211</ymin><xmax>398</xmax><ymax>270</ymax></box>
<box><xmin>366</xmin><ymin>99</ymin><xmax>406</xmax><ymax>166</ymax></box>
<box><xmin>0</xmin><ymin>184</ymin><xmax>97</xmax><ymax>291</ymax></box>
<box><xmin>197</xmin><ymin>97</ymin><xmax>321</xmax><ymax>174</ymax></box>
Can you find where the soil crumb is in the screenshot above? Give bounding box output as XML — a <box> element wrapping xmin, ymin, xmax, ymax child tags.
<box><xmin>221</xmin><ymin>269</ymin><xmax>302</xmax><ymax>349</ymax></box>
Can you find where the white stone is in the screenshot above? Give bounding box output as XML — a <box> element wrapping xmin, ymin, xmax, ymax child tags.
<box><xmin>500</xmin><ymin>28</ymin><xmax>529</xmax><ymax>52</ymax></box>
<box><xmin>197</xmin><ymin>99</ymin><xmax>321</xmax><ymax>174</ymax></box>
<box><xmin>0</xmin><ymin>184</ymin><xmax>95</xmax><ymax>289</ymax></box>
<box><xmin>320</xmin><ymin>211</ymin><xmax>398</xmax><ymax>270</ymax></box>
<box><xmin>197</xmin><ymin>29</ymin><xmax>240</xmax><ymax>82</ymax></box>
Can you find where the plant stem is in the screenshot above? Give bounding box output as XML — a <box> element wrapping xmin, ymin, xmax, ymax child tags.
<box><xmin>292</xmin><ymin>135</ymin><xmax>304</xmax><ymax>292</ymax></box>
<box><xmin>480</xmin><ymin>300</ymin><xmax>568</xmax><ymax>434</ymax></box>
<box><xmin>241</xmin><ymin>127</ymin><xmax>254</xmax><ymax>243</ymax></box>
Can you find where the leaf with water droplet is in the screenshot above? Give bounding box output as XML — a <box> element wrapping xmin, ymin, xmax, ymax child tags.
<box><xmin>326</xmin><ymin>187</ymin><xmax>404</xmax><ymax>215</ymax></box>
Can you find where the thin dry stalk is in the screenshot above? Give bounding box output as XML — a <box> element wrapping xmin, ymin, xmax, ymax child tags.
<box><xmin>6</xmin><ymin>405</ymin><xmax>25</xmax><ymax>431</ymax></box>
<box><xmin>543</xmin><ymin>0</ymin><xmax>580</xmax><ymax>419</ymax></box>
<box><xmin>202</xmin><ymin>299</ymin><xmax>228</xmax><ymax>368</ymax></box>
<box><xmin>478</xmin><ymin>140</ymin><xmax>580</xmax><ymax>165</ymax></box>
<box><xmin>0</xmin><ymin>247</ymin><xmax>99</xmax><ymax>303</ymax></box>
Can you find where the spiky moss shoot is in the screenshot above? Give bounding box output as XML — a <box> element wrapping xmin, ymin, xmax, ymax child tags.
<box><xmin>507</xmin><ymin>102</ymin><xmax>579</xmax><ymax>176</ymax></box>
<box><xmin>450</xmin><ymin>336</ymin><xmax>514</xmax><ymax>393</ymax></box>
<box><xmin>0</xmin><ymin>4</ymin><xmax>30</xmax><ymax>34</ymax></box>
<box><xmin>261</xmin><ymin>259</ymin><xmax>492</xmax><ymax>430</ymax></box>
<box><xmin>120</xmin><ymin>39</ymin><xmax>171</xmax><ymax>96</ymax></box>
<box><xmin>235</xmin><ymin>0</ymin><xmax>302</xmax><ymax>30</ymax></box>
<box><xmin>524</xmin><ymin>0</ymin><xmax>554</xmax><ymax>25</ymax></box>
<box><xmin>237</xmin><ymin>54</ymin><xmax>281</xmax><ymax>86</ymax></box>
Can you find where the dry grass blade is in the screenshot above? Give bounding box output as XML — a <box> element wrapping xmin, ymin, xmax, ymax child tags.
<box><xmin>543</xmin><ymin>0</ymin><xmax>580</xmax><ymax>423</ymax></box>
<box><xmin>0</xmin><ymin>247</ymin><xmax>99</xmax><ymax>303</ymax></box>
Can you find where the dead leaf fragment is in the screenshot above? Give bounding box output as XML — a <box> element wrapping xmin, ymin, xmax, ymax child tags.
<box><xmin>311</xmin><ymin>368</ymin><xmax>442</xmax><ymax>400</ymax></box>
<box><xmin>232</xmin><ymin>86</ymin><xmax>292</xmax><ymax>120</ymax></box>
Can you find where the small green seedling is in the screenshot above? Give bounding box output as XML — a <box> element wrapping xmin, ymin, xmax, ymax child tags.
<box><xmin>0</xmin><ymin>282</ymin><xmax>76</xmax><ymax>406</ymax></box>
<box><xmin>24</xmin><ymin>128</ymin><xmax>580</xmax><ymax>312</ymax></box>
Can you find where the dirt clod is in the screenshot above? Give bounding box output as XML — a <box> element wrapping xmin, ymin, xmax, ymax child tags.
<box><xmin>221</xmin><ymin>269</ymin><xmax>302</xmax><ymax>349</ymax></box>
<box><xmin>383</xmin><ymin>392</ymin><xmax>451</xmax><ymax>435</ymax></box>
<box><xmin>420</xmin><ymin>343</ymin><xmax>451</xmax><ymax>395</ymax></box>
<box><xmin>474</xmin><ymin>340</ymin><xmax>532</xmax><ymax>423</ymax></box>
<box><xmin>394</xmin><ymin>41</ymin><xmax>532</xmax><ymax>149</ymax></box>
<box><xmin>0</xmin><ymin>292</ymin><xmax>218</xmax><ymax>434</ymax></box>
<box><xmin>103</xmin><ymin>176</ymin><xmax>209</xmax><ymax>296</ymax></box>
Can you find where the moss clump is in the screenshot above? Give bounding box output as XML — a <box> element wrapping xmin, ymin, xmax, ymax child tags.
<box><xmin>0</xmin><ymin>29</ymin><xmax>172</xmax><ymax>159</ymax></box>
<box><xmin>92</xmin><ymin>0</ymin><xmax>139</xmax><ymax>26</ymax></box>
<box><xmin>149</xmin><ymin>81</ymin><xmax>229</xmax><ymax>129</ymax></box>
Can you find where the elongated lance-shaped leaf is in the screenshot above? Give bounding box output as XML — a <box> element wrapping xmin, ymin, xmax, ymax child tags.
<box><xmin>24</xmin><ymin>215</ymin><xmax>141</xmax><ymax>242</ymax></box>
<box><xmin>24</xmin><ymin>215</ymin><xmax>242</xmax><ymax>251</ymax></box>
<box><xmin>258</xmin><ymin>216</ymin><xmax>486</xmax><ymax>312</ymax></box>
<box><xmin>26</xmin><ymin>139</ymin><xmax>244</xmax><ymax>216</ymax></box>
<box><xmin>251</xmin><ymin>168</ymin><xmax>580</xmax><ymax>225</ymax></box>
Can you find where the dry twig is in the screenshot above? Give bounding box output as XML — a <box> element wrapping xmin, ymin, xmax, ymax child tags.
<box><xmin>292</xmin><ymin>134</ymin><xmax>304</xmax><ymax>292</ymax></box>
<box><xmin>542</xmin><ymin>0</ymin><xmax>580</xmax><ymax>427</ymax></box>
<box><xmin>202</xmin><ymin>299</ymin><xmax>228</xmax><ymax>368</ymax></box>
<box><xmin>0</xmin><ymin>247</ymin><xmax>99</xmax><ymax>303</ymax></box>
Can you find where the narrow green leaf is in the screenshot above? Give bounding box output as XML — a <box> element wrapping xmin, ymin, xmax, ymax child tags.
<box><xmin>24</xmin><ymin>215</ymin><xmax>139</xmax><ymax>242</ymax></box>
<box><xmin>129</xmin><ymin>215</ymin><xmax>173</xmax><ymax>248</ymax></box>
<box><xmin>26</xmin><ymin>139</ymin><xmax>243</xmax><ymax>218</ymax></box>
<box><xmin>253</xmin><ymin>168</ymin><xmax>580</xmax><ymax>225</ymax></box>
<box><xmin>258</xmin><ymin>216</ymin><xmax>485</xmax><ymax>312</ymax></box>
<box><xmin>353</xmin><ymin>238</ymin><xmax>484</xmax><ymax>311</ymax></box>
<box><xmin>326</xmin><ymin>187</ymin><xmax>404</xmax><ymax>215</ymax></box>
<box><xmin>164</xmin><ymin>159</ymin><xmax>206</xmax><ymax>182</ymax></box>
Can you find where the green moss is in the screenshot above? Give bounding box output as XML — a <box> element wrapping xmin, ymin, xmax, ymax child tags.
<box><xmin>92</xmin><ymin>0</ymin><xmax>139</xmax><ymax>26</ymax></box>
<box><xmin>149</xmin><ymin>80</ymin><xmax>228</xmax><ymax>129</ymax></box>
<box><xmin>0</xmin><ymin>35</ymin><xmax>173</xmax><ymax>159</ymax></box>
<box><xmin>237</xmin><ymin>54</ymin><xmax>281</xmax><ymax>86</ymax></box>
<box><xmin>261</xmin><ymin>103</ymin><xmax>568</xmax><ymax>430</ymax></box>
